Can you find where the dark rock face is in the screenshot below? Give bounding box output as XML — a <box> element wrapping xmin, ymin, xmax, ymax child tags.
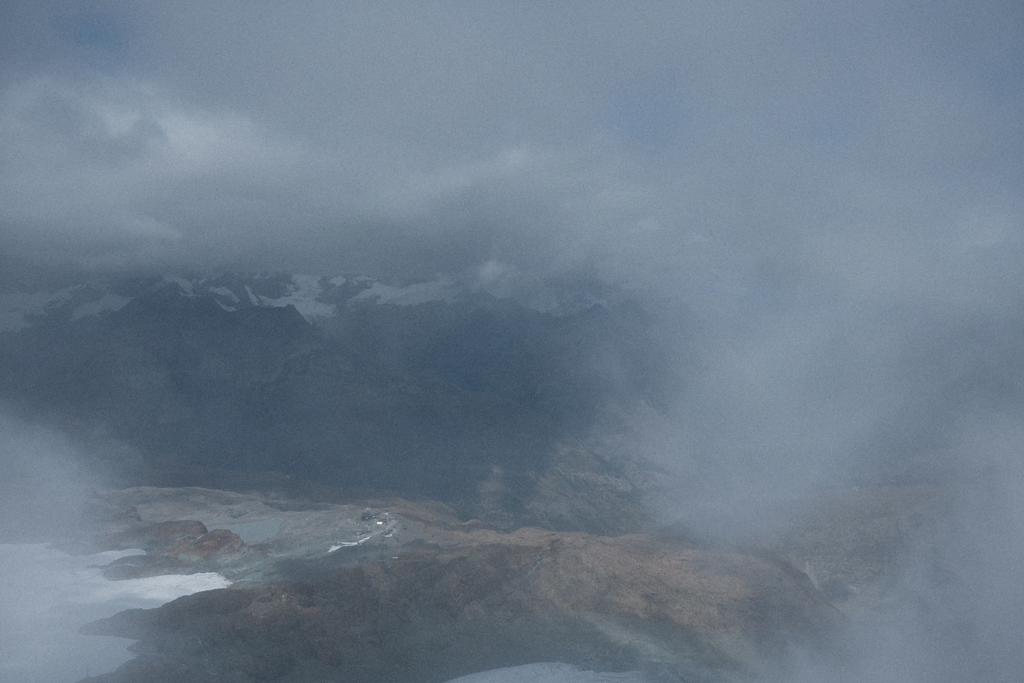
<box><xmin>82</xmin><ymin>527</ymin><xmax>841</xmax><ymax>683</ymax></box>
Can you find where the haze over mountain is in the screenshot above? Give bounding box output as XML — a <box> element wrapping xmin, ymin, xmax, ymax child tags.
<box><xmin>1</xmin><ymin>1</ymin><xmax>1023</xmax><ymax>682</ymax></box>
<box><xmin>1</xmin><ymin>271</ymin><xmax>671</xmax><ymax>534</ymax></box>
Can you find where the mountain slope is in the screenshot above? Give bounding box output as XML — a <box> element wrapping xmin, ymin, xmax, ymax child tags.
<box><xmin>0</xmin><ymin>272</ymin><xmax>671</xmax><ymax>533</ymax></box>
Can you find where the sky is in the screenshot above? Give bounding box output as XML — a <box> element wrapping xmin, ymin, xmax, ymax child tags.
<box><xmin>1</xmin><ymin>0</ymin><xmax>1020</xmax><ymax>284</ymax></box>
<box><xmin>2</xmin><ymin>2</ymin><xmax>1024</xmax><ymax>680</ymax></box>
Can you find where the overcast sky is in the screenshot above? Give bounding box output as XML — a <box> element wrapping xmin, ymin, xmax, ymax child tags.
<box><xmin>1</xmin><ymin>0</ymin><xmax>1020</xmax><ymax>284</ymax></box>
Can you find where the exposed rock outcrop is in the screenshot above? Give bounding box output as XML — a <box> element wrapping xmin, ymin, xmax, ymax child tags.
<box><xmin>101</xmin><ymin>520</ymin><xmax>246</xmax><ymax>579</ymax></box>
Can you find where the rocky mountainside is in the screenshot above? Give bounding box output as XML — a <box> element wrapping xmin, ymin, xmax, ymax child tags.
<box><xmin>52</xmin><ymin>477</ymin><xmax>948</xmax><ymax>683</ymax></box>
<box><xmin>1</xmin><ymin>269</ymin><xmax>964</xmax><ymax>683</ymax></box>
<box><xmin>73</xmin><ymin>486</ymin><xmax>846</xmax><ymax>683</ymax></box>
<box><xmin>0</xmin><ymin>271</ymin><xmax>672</xmax><ymax>533</ymax></box>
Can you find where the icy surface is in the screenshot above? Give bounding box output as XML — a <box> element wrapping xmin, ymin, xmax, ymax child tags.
<box><xmin>0</xmin><ymin>543</ymin><xmax>230</xmax><ymax>683</ymax></box>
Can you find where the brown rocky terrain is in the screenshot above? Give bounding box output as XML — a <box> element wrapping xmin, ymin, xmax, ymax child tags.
<box><xmin>70</xmin><ymin>485</ymin><xmax>862</xmax><ymax>683</ymax></box>
<box><xmin>82</xmin><ymin>531</ymin><xmax>840</xmax><ymax>683</ymax></box>
<box><xmin>51</xmin><ymin>437</ymin><xmax>959</xmax><ymax>683</ymax></box>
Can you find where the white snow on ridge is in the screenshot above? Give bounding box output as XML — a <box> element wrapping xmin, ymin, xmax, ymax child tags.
<box><xmin>71</xmin><ymin>293</ymin><xmax>131</xmax><ymax>321</ymax></box>
<box><xmin>208</xmin><ymin>286</ymin><xmax>240</xmax><ymax>302</ymax></box>
<box><xmin>168</xmin><ymin>276</ymin><xmax>195</xmax><ymax>295</ymax></box>
<box><xmin>1</xmin><ymin>289</ymin><xmax>132</xmax><ymax>329</ymax></box>
<box><xmin>257</xmin><ymin>274</ymin><xmax>336</xmax><ymax>320</ymax></box>
<box><xmin>328</xmin><ymin>539</ymin><xmax>368</xmax><ymax>552</ymax></box>
<box><xmin>2</xmin><ymin>270</ymin><xmax>604</xmax><ymax>333</ymax></box>
<box><xmin>352</xmin><ymin>278</ymin><xmax>460</xmax><ymax>306</ymax></box>
<box><xmin>244</xmin><ymin>285</ymin><xmax>260</xmax><ymax>305</ymax></box>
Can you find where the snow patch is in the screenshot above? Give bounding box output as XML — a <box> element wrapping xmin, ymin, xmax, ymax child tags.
<box><xmin>168</xmin><ymin>277</ymin><xmax>195</xmax><ymax>296</ymax></box>
<box><xmin>208</xmin><ymin>286</ymin><xmax>240</xmax><ymax>302</ymax></box>
<box><xmin>256</xmin><ymin>274</ymin><xmax>335</xmax><ymax>320</ymax></box>
<box><xmin>327</xmin><ymin>512</ymin><xmax>395</xmax><ymax>553</ymax></box>
<box><xmin>328</xmin><ymin>538</ymin><xmax>369</xmax><ymax>552</ymax></box>
<box><xmin>351</xmin><ymin>278</ymin><xmax>459</xmax><ymax>306</ymax></box>
<box><xmin>71</xmin><ymin>293</ymin><xmax>131</xmax><ymax>321</ymax></box>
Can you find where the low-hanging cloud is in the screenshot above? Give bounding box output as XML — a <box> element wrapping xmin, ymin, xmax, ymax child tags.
<box><xmin>1</xmin><ymin>1</ymin><xmax>1019</xmax><ymax>279</ymax></box>
<box><xmin>0</xmin><ymin>410</ymin><xmax>106</xmax><ymax>541</ymax></box>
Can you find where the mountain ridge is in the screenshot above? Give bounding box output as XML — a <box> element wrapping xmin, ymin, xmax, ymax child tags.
<box><xmin>0</xmin><ymin>270</ymin><xmax>671</xmax><ymax>534</ymax></box>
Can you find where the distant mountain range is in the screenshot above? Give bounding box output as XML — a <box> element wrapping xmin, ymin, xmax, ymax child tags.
<box><xmin>0</xmin><ymin>271</ymin><xmax>674</xmax><ymax>532</ymax></box>
<box><xmin>0</xmin><ymin>269</ymin><xmax>618</xmax><ymax>333</ymax></box>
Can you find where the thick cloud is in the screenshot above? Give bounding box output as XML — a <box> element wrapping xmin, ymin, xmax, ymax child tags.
<box><xmin>1</xmin><ymin>1</ymin><xmax>1019</xmax><ymax>281</ymax></box>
